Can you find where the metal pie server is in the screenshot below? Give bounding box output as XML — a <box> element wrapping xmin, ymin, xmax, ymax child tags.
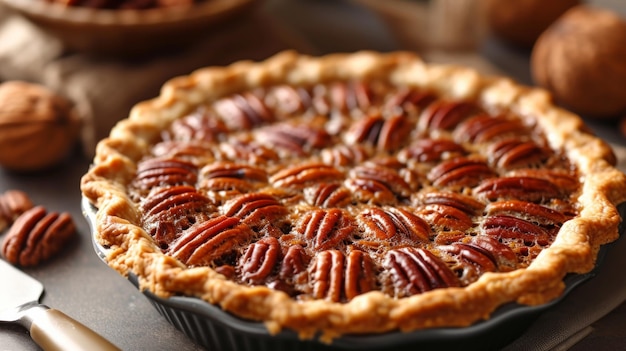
<box><xmin>0</xmin><ymin>260</ymin><xmax>120</xmax><ymax>351</ymax></box>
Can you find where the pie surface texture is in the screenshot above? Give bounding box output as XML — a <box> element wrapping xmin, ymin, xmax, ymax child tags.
<box><xmin>80</xmin><ymin>51</ymin><xmax>626</xmax><ymax>341</ymax></box>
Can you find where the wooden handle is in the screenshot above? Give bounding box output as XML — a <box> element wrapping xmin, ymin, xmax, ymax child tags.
<box><xmin>29</xmin><ymin>308</ymin><xmax>121</xmax><ymax>351</ymax></box>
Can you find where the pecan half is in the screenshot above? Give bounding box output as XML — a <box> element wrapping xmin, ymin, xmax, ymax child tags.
<box><xmin>349</xmin><ymin>164</ymin><xmax>412</xmax><ymax>198</ymax></box>
<box><xmin>1</xmin><ymin>206</ymin><xmax>75</xmax><ymax>267</ymax></box>
<box><xmin>218</xmin><ymin>138</ymin><xmax>279</xmax><ymax>165</ymax></box>
<box><xmin>296</xmin><ymin>208</ymin><xmax>355</xmax><ymax>250</ymax></box>
<box><xmin>359</xmin><ymin>207</ymin><xmax>430</xmax><ymax>242</ymax></box>
<box><xmin>213</xmin><ymin>92</ymin><xmax>273</xmax><ymax>130</ymax></box>
<box><xmin>133</xmin><ymin>157</ymin><xmax>198</xmax><ymax>191</ymax></box>
<box><xmin>427</xmin><ymin>157</ymin><xmax>496</xmax><ymax>188</ymax></box>
<box><xmin>345</xmin><ymin>249</ymin><xmax>377</xmax><ymax>300</ymax></box>
<box><xmin>151</xmin><ymin>140</ymin><xmax>215</xmax><ymax>162</ymax></box>
<box><xmin>240</xmin><ymin>236</ymin><xmax>281</xmax><ymax>284</ymax></box>
<box><xmin>162</xmin><ymin>108</ymin><xmax>228</xmax><ymax>142</ymax></box>
<box><xmin>222</xmin><ymin>193</ymin><xmax>288</xmax><ymax>226</ymax></box>
<box><xmin>418</xmin><ymin>100</ymin><xmax>481</xmax><ymax>131</ymax></box>
<box><xmin>279</xmin><ymin>244</ymin><xmax>309</xmax><ymax>281</ymax></box>
<box><xmin>141</xmin><ymin>185</ymin><xmax>212</xmax><ymax>247</ymax></box>
<box><xmin>256</xmin><ymin>123</ymin><xmax>331</xmax><ymax>156</ymax></box>
<box><xmin>321</xmin><ymin>144</ymin><xmax>371</xmax><ymax>167</ymax></box>
<box><xmin>417</xmin><ymin>191</ymin><xmax>485</xmax><ymax>215</ymax></box>
<box><xmin>200</xmin><ymin>162</ymin><xmax>268</xmax><ymax>193</ymax></box>
<box><xmin>416</xmin><ymin>204</ymin><xmax>474</xmax><ymax>232</ymax></box>
<box><xmin>309</xmin><ymin>250</ymin><xmax>345</xmax><ymax>302</ymax></box>
<box><xmin>488</xmin><ymin>138</ymin><xmax>549</xmax><ymax>169</ymax></box>
<box><xmin>265</xmin><ymin>85</ymin><xmax>312</xmax><ymax>116</ymax></box>
<box><xmin>481</xmin><ymin>215</ymin><xmax>552</xmax><ymax>246</ymax></box>
<box><xmin>304</xmin><ymin>183</ymin><xmax>352</xmax><ymax>208</ymax></box>
<box><xmin>270</xmin><ymin>162</ymin><xmax>344</xmax><ymax>188</ymax></box>
<box><xmin>384</xmin><ymin>87</ymin><xmax>437</xmax><ymax>115</ymax></box>
<box><xmin>345</xmin><ymin>113</ymin><xmax>413</xmax><ymax>151</ymax></box>
<box><xmin>399</xmin><ymin>138</ymin><xmax>466</xmax><ymax>163</ymax></box>
<box><xmin>384</xmin><ymin>247</ymin><xmax>460</xmax><ymax>297</ymax></box>
<box><xmin>453</xmin><ymin>114</ymin><xmax>529</xmax><ymax>143</ymax></box>
<box><xmin>0</xmin><ymin>190</ymin><xmax>34</xmax><ymax>232</ymax></box>
<box><xmin>168</xmin><ymin>215</ymin><xmax>252</xmax><ymax>266</ymax></box>
<box><xmin>473</xmin><ymin>176</ymin><xmax>561</xmax><ymax>203</ymax></box>
<box><xmin>486</xmin><ymin>200</ymin><xmax>567</xmax><ymax>226</ymax></box>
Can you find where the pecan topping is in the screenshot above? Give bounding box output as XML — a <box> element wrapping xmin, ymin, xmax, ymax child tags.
<box><xmin>345</xmin><ymin>113</ymin><xmax>413</xmax><ymax>151</ymax></box>
<box><xmin>270</xmin><ymin>162</ymin><xmax>344</xmax><ymax>188</ymax></box>
<box><xmin>418</xmin><ymin>191</ymin><xmax>485</xmax><ymax>215</ymax></box>
<box><xmin>151</xmin><ymin>140</ymin><xmax>215</xmax><ymax>162</ymax></box>
<box><xmin>240</xmin><ymin>236</ymin><xmax>281</xmax><ymax>284</ymax></box>
<box><xmin>384</xmin><ymin>87</ymin><xmax>437</xmax><ymax>115</ymax></box>
<box><xmin>508</xmin><ymin>168</ymin><xmax>579</xmax><ymax>193</ymax></box>
<box><xmin>0</xmin><ymin>190</ymin><xmax>34</xmax><ymax>232</ymax></box>
<box><xmin>345</xmin><ymin>250</ymin><xmax>377</xmax><ymax>300</ymax></box>
<box><xmin>399</xmin><ymin>138</ymin><xmax>466</xmax><ymax>163</ymax></box>
<box><xmin>488</xmin><ymin>138</ymin><xmax>549</xmax><ymax>169</ymax></box>
<box><xmin>295</xmin><ymin>209</ymin><xmax>355</xmax><ymax>250</ymax></box>
<box><xmin>308</xmin><ymin>248</ymin><xmax>376</xmax><ymax>302</ymax></box>
<box><xmin>200</xmin><ymin>162</ymin><xmax>268</xmax><ymax>192</ymax></box>
<box><xmin>1</xmin><ymin>206</ymin><xmax>75</xmax><ymax>267</ymax></box>
<box><xmin>265</xmin><ymin>85</ymin><xmax>312</xmax><ymax>116</ymax></box>
<box><xmin>384</xmin><ymin>247</ymin><xmax>460</xmax><ymax>297</ymax></box>
<box><xmin>419</xmin><ymin>100</ymin><xmax>481</xmax><ymax>131</ymax></box>
<box><xmin>454</xmin><ymin>114</ymin><xmax>529</xmax><ymax>143</ymax></box>
<box><xmin>213</xmin><ymin>92</ymin><xmax>273</xmax><ymax>130</ymax></box>
<box><xmin>162</xmin><ymin>108</ymin><xmax>227</xmax><ymax>142</ymax></box>
<box><xmin>219</xmin><ymin>139</ymin><xmax>279</xmax><ymax>165</ymax></box>
<box><xmin>326</xmin><ymin>81</ymin><xmax>374</xmax><ymax>114</ymax></box>
<box><xmin>256</xmin><ymin>123</ymin><xmax>331</xmax><ymax>156</ymax></box>
<box><xmin>168</xmin><ymin>215</ymin><xmax>252</xmax><ymax>266</ymax></box>
<box><xmin>304</xmin><ymin>183</ymin><xmax>352</xmax><ymax>208</ymax></box>
<box><xmin>223</xmin><ymin>193</ymin><xmax>287</xmax><ymax>226</ymax></box>
<box><xmin>416</xmin><ymin>204</ymin><xmax>474</xmax><ymax>232</ymax></box>
<box><xmin>133</xmin><ymin>158</ymin><xmax>198</xmax><ymax>191</ymax></box>
<box><xmin>359</xmin><ymin>207</ymin><xmax>430</xmax><ymax>242</ymax></box>
<box><xmin>279</xmin><ymin>244</ymin><xmax>309</xmax><ymax>282</ymax></box>
<box><xmin>427</xmin><ymin>157</ymin><xmax>496</xmax><ymax>188</ymax></box>
<box><xmin>309</xmin><ymin>250</ymin><xmax>345</xmax><ymax>302</ymax></box>
<box><xmin>439</xmin><ymin>235</ymin><xmax>518</xmax><ymax>284</ymax></box>
<box><xmin>473</xmin><ymin>176</ymin><xmax>561</xmax><ymax>202</ymax></box>
<box><xmin>349</xmin><ymin>164</ymin><xmax>412</xmax><ymax>198</ymax></box>
<box><xmin>141</xmin><ymin>186</ymin><xmax>212</xmax><ymax>247</ymax></box>
<box><xmin>482</xmin><ymin>215</ymin><xmax>552</xmax><ymax>246</ymax></box>
<box><xmin>486</xmin><ymin>200</ymin><xmax>567</xmax><ymax>226</ymax></box>
<box><xmin>321</xmin><ymin>144</ymin><xmax>371</xmax><ymax>166</ymax></box>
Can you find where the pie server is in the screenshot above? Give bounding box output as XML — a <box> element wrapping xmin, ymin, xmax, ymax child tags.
<box><xmin>0</xmin><ymin>259</ymin><xmax>120</xmax><ymax>351</ymax></box>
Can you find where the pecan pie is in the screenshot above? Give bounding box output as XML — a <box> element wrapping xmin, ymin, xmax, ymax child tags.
<box><xmin>80</xmin><ymin>51</ymin><xmax>626</xmax><ymax>342</ymax></box>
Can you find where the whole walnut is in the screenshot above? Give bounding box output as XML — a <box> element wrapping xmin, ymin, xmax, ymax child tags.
<box><xmin>0</xmin><ymin>81</ymin><xmax>81</xmax><ymax>172</ymax></box>
<box><xmin>485</xmin><ymin>0</ymin><xmax>580</xmax><ymax>48</ymax></box>
<box><xmin>531</xmin><ymin>6</ymin><xmax>626</xmax><ymax>118</ymax></box>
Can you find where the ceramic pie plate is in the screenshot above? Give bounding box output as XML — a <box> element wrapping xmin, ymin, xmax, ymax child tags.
<box><xmin>82</xmin><ymin>197</ymin><xmax>624</xmax><ymax>351</ymax></box>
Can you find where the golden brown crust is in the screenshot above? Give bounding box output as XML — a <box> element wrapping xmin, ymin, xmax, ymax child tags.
<box><xmin>80</xmin><ymin>51</ymin><xmax>626</xmax><ymax>341</ymax></box>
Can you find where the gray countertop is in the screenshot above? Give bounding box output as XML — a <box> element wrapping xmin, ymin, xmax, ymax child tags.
<box><xmin>1</xmin><ymin>1</ymin><xmax>626</xmax><ymax>350</ymax></box>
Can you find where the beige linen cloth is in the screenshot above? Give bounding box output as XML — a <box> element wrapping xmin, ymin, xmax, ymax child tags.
<box><xmin>1</xmin><ymin>5</ymin><xmax>625</xmax><ymax>349</ymax></box>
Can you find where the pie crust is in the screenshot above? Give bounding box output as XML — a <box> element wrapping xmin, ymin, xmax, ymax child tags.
<box><xmin>80</xmin><ymin>51</ymin><xmax>626</xmax><ymax>341</ymax></box>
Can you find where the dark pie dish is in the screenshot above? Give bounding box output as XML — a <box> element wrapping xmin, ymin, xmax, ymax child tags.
<box><xmin>80</xmin><ymin>51</ymin><xmax>626</xmax><ymax>348</ymax></box>
<box><xmin>83</xmin><ymin>196</ymin><xmax>624</xmax><ymax>350</ymax></box>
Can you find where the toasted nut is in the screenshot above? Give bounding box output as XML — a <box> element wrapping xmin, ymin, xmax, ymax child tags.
<box><xmin>1</xmin><ymin>206</ymin><xmax>76</xmax><ymax>267</ymax></box>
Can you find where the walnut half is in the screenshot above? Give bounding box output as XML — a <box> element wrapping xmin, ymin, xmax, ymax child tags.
<box><xmin>0</xmin><ymin>81</ymin><xmax>81</xmax><ymax>172</ymax></box>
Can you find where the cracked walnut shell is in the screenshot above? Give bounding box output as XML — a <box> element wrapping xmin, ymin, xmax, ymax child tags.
<box><xmin>0</xmin><ymin>81</ymin><xmax>81</xmax><ymax>172</ymax></box>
